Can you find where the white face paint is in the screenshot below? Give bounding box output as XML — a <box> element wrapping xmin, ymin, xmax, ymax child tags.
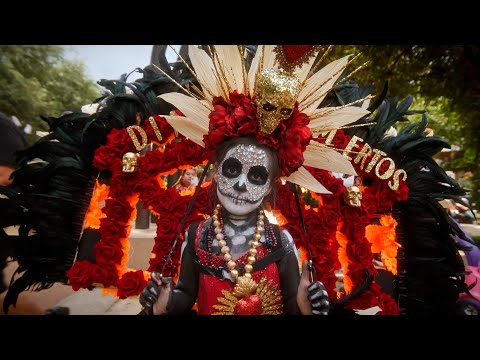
<box><xmin>217</xmin><ymin>143</ymin><xmax>273</xmax><ymax>216</ymax></box>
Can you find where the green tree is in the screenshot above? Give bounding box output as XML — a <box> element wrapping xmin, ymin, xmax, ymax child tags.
<box><xmin>324</xmin><ymin>45</ymin><xmax>480</xmax><ymax>210</ymax></box>
<box><xmin>0</xmin><ymin>45</ymin><xmax>100</xmax><ymax>145</ymax></box>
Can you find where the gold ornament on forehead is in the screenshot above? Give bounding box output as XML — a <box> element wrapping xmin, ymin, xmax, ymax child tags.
<box><xmin>255</xmin><ymin>68</ymin><xmax>301</xmax><ymax>134</ymax></box>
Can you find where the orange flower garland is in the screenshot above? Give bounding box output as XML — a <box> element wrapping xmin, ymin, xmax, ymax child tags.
<box><xmin>365</xmin><ymin>214</ymin><xmax>400</xmax><ymax>275</ymax></box>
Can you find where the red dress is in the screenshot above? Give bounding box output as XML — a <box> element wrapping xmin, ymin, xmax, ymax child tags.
<box><xmin>193</xmin><ymin>221</ymin><xmax>284</xmax><ymax>315</ymax></box>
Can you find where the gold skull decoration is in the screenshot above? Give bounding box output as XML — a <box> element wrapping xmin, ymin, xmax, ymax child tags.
<box><xmin>343</xmin><ymin>186</ymin><xmax>362</xmax><ymax>207</ymax></box>
<box><xmin>255</xmin><ymin>68</ymin><xmax>301</xmax><ymax>134</ymax></box>
<box><xmin>122</xmin><ymin>152</ymin><xmax>140</xmax><ymax>173</ymax></box>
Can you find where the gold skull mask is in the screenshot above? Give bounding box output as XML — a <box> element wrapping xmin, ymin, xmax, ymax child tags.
<box><xmin>343</xmin><ymin>186</ymin><xmax>362</xmax><ymax>207</ymax></box>
<box><xmin>255</xmin><ymin>68</ymin><xmax>301</xmax><ymax>134</ymax></box>
<box><xmin>122</xmin><ymin>152</ymin><xmax>139</xmax><ymax>173</ymax></box>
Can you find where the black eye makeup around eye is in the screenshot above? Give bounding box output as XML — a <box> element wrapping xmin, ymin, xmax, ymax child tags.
<box><xmin>263</xmin><ymin>103</ymin><xmax>276</xmax><ymax>112</ymax></box>
<box><xmin>248</xmin><ymin>166</ymin><xmax>268</xmax><ymax>185</ymax></box>
<box><xmin>222</xmin><ymin>158</ymin><xmax>242</xmax><ymax>178</ymax></box>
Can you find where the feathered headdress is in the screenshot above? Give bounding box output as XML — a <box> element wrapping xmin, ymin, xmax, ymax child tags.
<box><xmin>154</xmin><ymin>45</ymin><xmax>372</xmax><ymax>193</ymax></box>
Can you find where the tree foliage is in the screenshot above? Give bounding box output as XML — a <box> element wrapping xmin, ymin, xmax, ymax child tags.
<box><xmin>324</xmin><ymin>45</ymin><xmax>480</xmax><ymax>209</ymax></box>
<box><xmin>0</xmin><ymin>45</ymin><xmax>100</xmax><ymax>145</ymax></box>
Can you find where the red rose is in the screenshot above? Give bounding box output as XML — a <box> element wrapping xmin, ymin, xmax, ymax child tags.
<box><xmin>374</xmin><ymin>184</ymin><xmax>403</xmax><ymax>213</ymax></box>
<box><xmin>94</xmin><ymin>241</ymin><xmax>124</xmax><ymax>266</ymax></box>
<box><xmin>317</xmin><ymin>204</ymin><xmax>341</xmax><ymax>230</ymax></box>
<box><xmin>154</xmin><ymin>188</ymin><xmax>182</xmax><ymax>216</ymax></box>
<box><xmin>109</xmin><ymin>174</ymin><xmax>139</xmax><ymax>199</ymax></box>
<box><xmin>361</xmin><ymin>191</ymin><xmax>377</xmax><ymax>217</ymax></box>
<box><xmin>154</xmin><ymin>215</ymin><xmax>182</xmax><ymax>244</ymax></box>
<box><xmin>66</xmin><ymin>261</ymin><xmax>96</xmax><ymax>291</ymax></box>
<box><xmin>304</xmin><ymin>209</ymin><xmax>334</xmax><ymax>247</ymax></box>
<box><xmin>142</xmin><ymin>115</ymin><xmax>175</xmax><ymax>145</ymax></box>
<box><xmin>116</xmin><ymin>270</ymin><xmax>147</xmax><ymax>299</ymax></box>
<box><xmin>93</xmin><ymin>129</ymin><xmax>132</xmax><ymax>170</ymax></box>
<box><xmin>307</xmin><ymin>167</ymin><xmax>345</xmax><ymax>198</ymax></box>
<box><xmin>98</xmin><ymin>217</ymin><xmax>128</xmax><ymax>241</ymax></box>
<box><xmin>275</xmin><ymin>183</ymin><xmax>297</xmax><ymax>213</ymax></box>
<box><xmin>94</xmin><ymin>264</ymin><xmax>119</xmax><ymax>288</ymax></box>
<box><xmin>93</xmin><ymin>147</ymin><xmax>115</xmax><ymax>171</ymax></box>
<box><xmin>102</xmin><ymin>198</ymin><xmax>134</xmax><ymax>223</ymax></box>
<box><xmin>175</xmin><ymin>140</ymin><xmax>205</xmax><ymax>165</ymax></box>
<box><xmin>191</xmin><ymin>186</ymin><xmax>211</xmax><ymax>215</ymax></box>
<box><xmin>149</xmin><ymin>146</ymin><xmax>177</xmax><ymax>174</ymax></box>
<box><xmin>140</xmin><ymin>179</ymin><xmax>162</xmax><ymax>209</ymax></box>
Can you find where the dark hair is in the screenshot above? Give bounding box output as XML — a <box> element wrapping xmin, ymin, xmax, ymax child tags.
<box><xmin>214</xmin><ymin>136</ymin><xmax>280</xmax><ymax>182</ymax></box>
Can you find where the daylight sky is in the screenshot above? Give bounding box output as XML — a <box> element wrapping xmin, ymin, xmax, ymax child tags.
<box><xmin>63</xmin><ymin>45</ymin><xmax>178</xmax><ymax>82</ymax></box>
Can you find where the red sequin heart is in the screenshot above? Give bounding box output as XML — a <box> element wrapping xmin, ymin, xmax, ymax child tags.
<box><xmin>280</xmin><ymin>45</ymin><xmax>315</xmax><ymax>64</ymax></box>
<box><xmin>234</xmin><ymin>294</ymin><xmax>262</xmax><ymax>315</ymax></box>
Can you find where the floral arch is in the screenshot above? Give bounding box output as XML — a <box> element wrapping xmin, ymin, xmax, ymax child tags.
<box><xmin>66</xmin><ymin>113</ymin><xmax>408</xmax><ymax>314</ymax></box>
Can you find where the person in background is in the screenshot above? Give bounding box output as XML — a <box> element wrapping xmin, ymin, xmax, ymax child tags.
<box><xmin>175</xmin><ymin>167</ymin><xmax>197</xmax><ymax>193</ymax></box>
<box><xmin>0</xmin><ymin>112</ymin><xmax>26</xmax><ymax>186</ymax></box>
<box><xmin>0</xmin><ymin>112</ymin><xmax>27</xmax><ymax>294</ymax></box>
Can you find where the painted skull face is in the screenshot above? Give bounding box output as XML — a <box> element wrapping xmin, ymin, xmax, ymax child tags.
<box><xmin>217</xmin><ymin>143</ymin><xmax>273</xmax><ymax>216</ymax></box>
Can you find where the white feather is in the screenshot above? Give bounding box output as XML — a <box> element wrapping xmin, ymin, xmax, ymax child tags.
<box><xmin>214</xmin><ymin>45</ymin><xmax>245</xmax><ymax>94</ymax></box>
<box><xmin>308</xmin><ymin>107</ymin><xmax>370</xmax><ymax>132</ymax></box>
<box><xmin>247</xmin><ymin>45</ymin><xmax>276</xmax><ymax>97</ymax></box>
<box><xmin>295</xmin><ymin>50</ymin><xmax>320</xmax><ymax>84</ymax></box>
<box><xmin>283</xmin><ymin>166</ymin><xmax>332</xmax><ymax>194</ymax></box>
<box><xmin>163</xmin><ymin>115</ymin><xmax>207</xmax><ymax>147</ymax></box>
<box><xmin>303</xmin><ymin>143</ymin><xmax>357</xmax><ymax>176</ymax></box>
<box><xmin>298</xmin><ymin>55</ymin><xmax>350</xmax><ymax>115</ymax></box>
<box><xmin>361</xmin><ymin>98</ymin><xmax>371</xmax><ymax>109</ymax></box>
<box><xmin>158</xmin><ymin>93</ymin><xmax>210</xmax><ymax>130</ymax></box>
<box><xmin>188</xmin><ymin>45</ymin><xmax>222</xmax><ymax>101</ymax></box>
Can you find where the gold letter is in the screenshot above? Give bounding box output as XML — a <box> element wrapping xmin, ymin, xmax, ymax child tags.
<box><xmin>342</xmin><ymin>135</ymin><xmax>364</xmax><ymax>161</ymax></box>
<box><xmin>126</xmin><ymin>125</ymin><xmax>148</xmax><ymax>152</ymax></box>
<box><xmin>388</xmin><ymin>169</ymin><xmax>408</xmax><ymax>191</ymax></box>
<box><xmin>375</xmin><ymin>157</ymin><xmax>396</xmax><ymax>180</ymax></box>
<box><xmin>354</xmin><ymin>143</ymin><xmax>373</xmax><ymax>171</ymax></box>
<box><xmin>148</xmin><ymin>116</ymin><xmax>163</xmax><ymax>143</ymax></box>
<box><xmin>320</xmin><ymin>130</ymin><xmax>338</xmax><ymax>145</ymax></box>
<box><xmin>365</xmin><ymin>148</ymin><xmax>387</xmax><ymax>173</ymax></box>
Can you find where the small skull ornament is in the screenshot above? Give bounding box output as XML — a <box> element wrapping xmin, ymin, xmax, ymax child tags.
<box><xmin>122</xmin><ymin>152</ymin><xmax>139</xmax><ymax>173</ymax></box>
<box><xmin>255</xmin><ymin>68</ymin><xmax>301</xmax><ymax>134</ymax></box>
<box><xmin>343</xmin><ymin>186</ymin><xmax>362</xmax><ymax>207</ymax></box>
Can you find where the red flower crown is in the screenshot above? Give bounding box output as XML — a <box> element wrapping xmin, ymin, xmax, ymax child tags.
<box><xmin>203</xmin><ymin>91</ymin><xmax>312</xmax><ymax>177</ymax></box>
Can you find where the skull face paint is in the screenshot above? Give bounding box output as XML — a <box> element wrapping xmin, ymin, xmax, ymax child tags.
<box><xmin>217</xmin><ymin>143</ymin><xmax>273</xmax><ymax>216</ymax></box>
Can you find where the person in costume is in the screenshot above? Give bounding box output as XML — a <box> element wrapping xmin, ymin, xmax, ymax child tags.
<box><xmin>0</xmin><ymin>45</ymin><xmax>472</xmax><ymax>316</ymax></box>
<box><xmin>138</xmin><ymin>45</ymin><xmax>368</xmax><ymax>315</ymax></box>
<box><xmin>140</xmin><ymin>136</ymin><xmax>330</xmax><ymax>315</ymax></box>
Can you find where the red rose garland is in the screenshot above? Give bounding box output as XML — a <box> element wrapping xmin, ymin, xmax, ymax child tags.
<box><xmin>67</xmin><ymin>116</ymin><xmax>209</xmax><ymax>296</ymax></box>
